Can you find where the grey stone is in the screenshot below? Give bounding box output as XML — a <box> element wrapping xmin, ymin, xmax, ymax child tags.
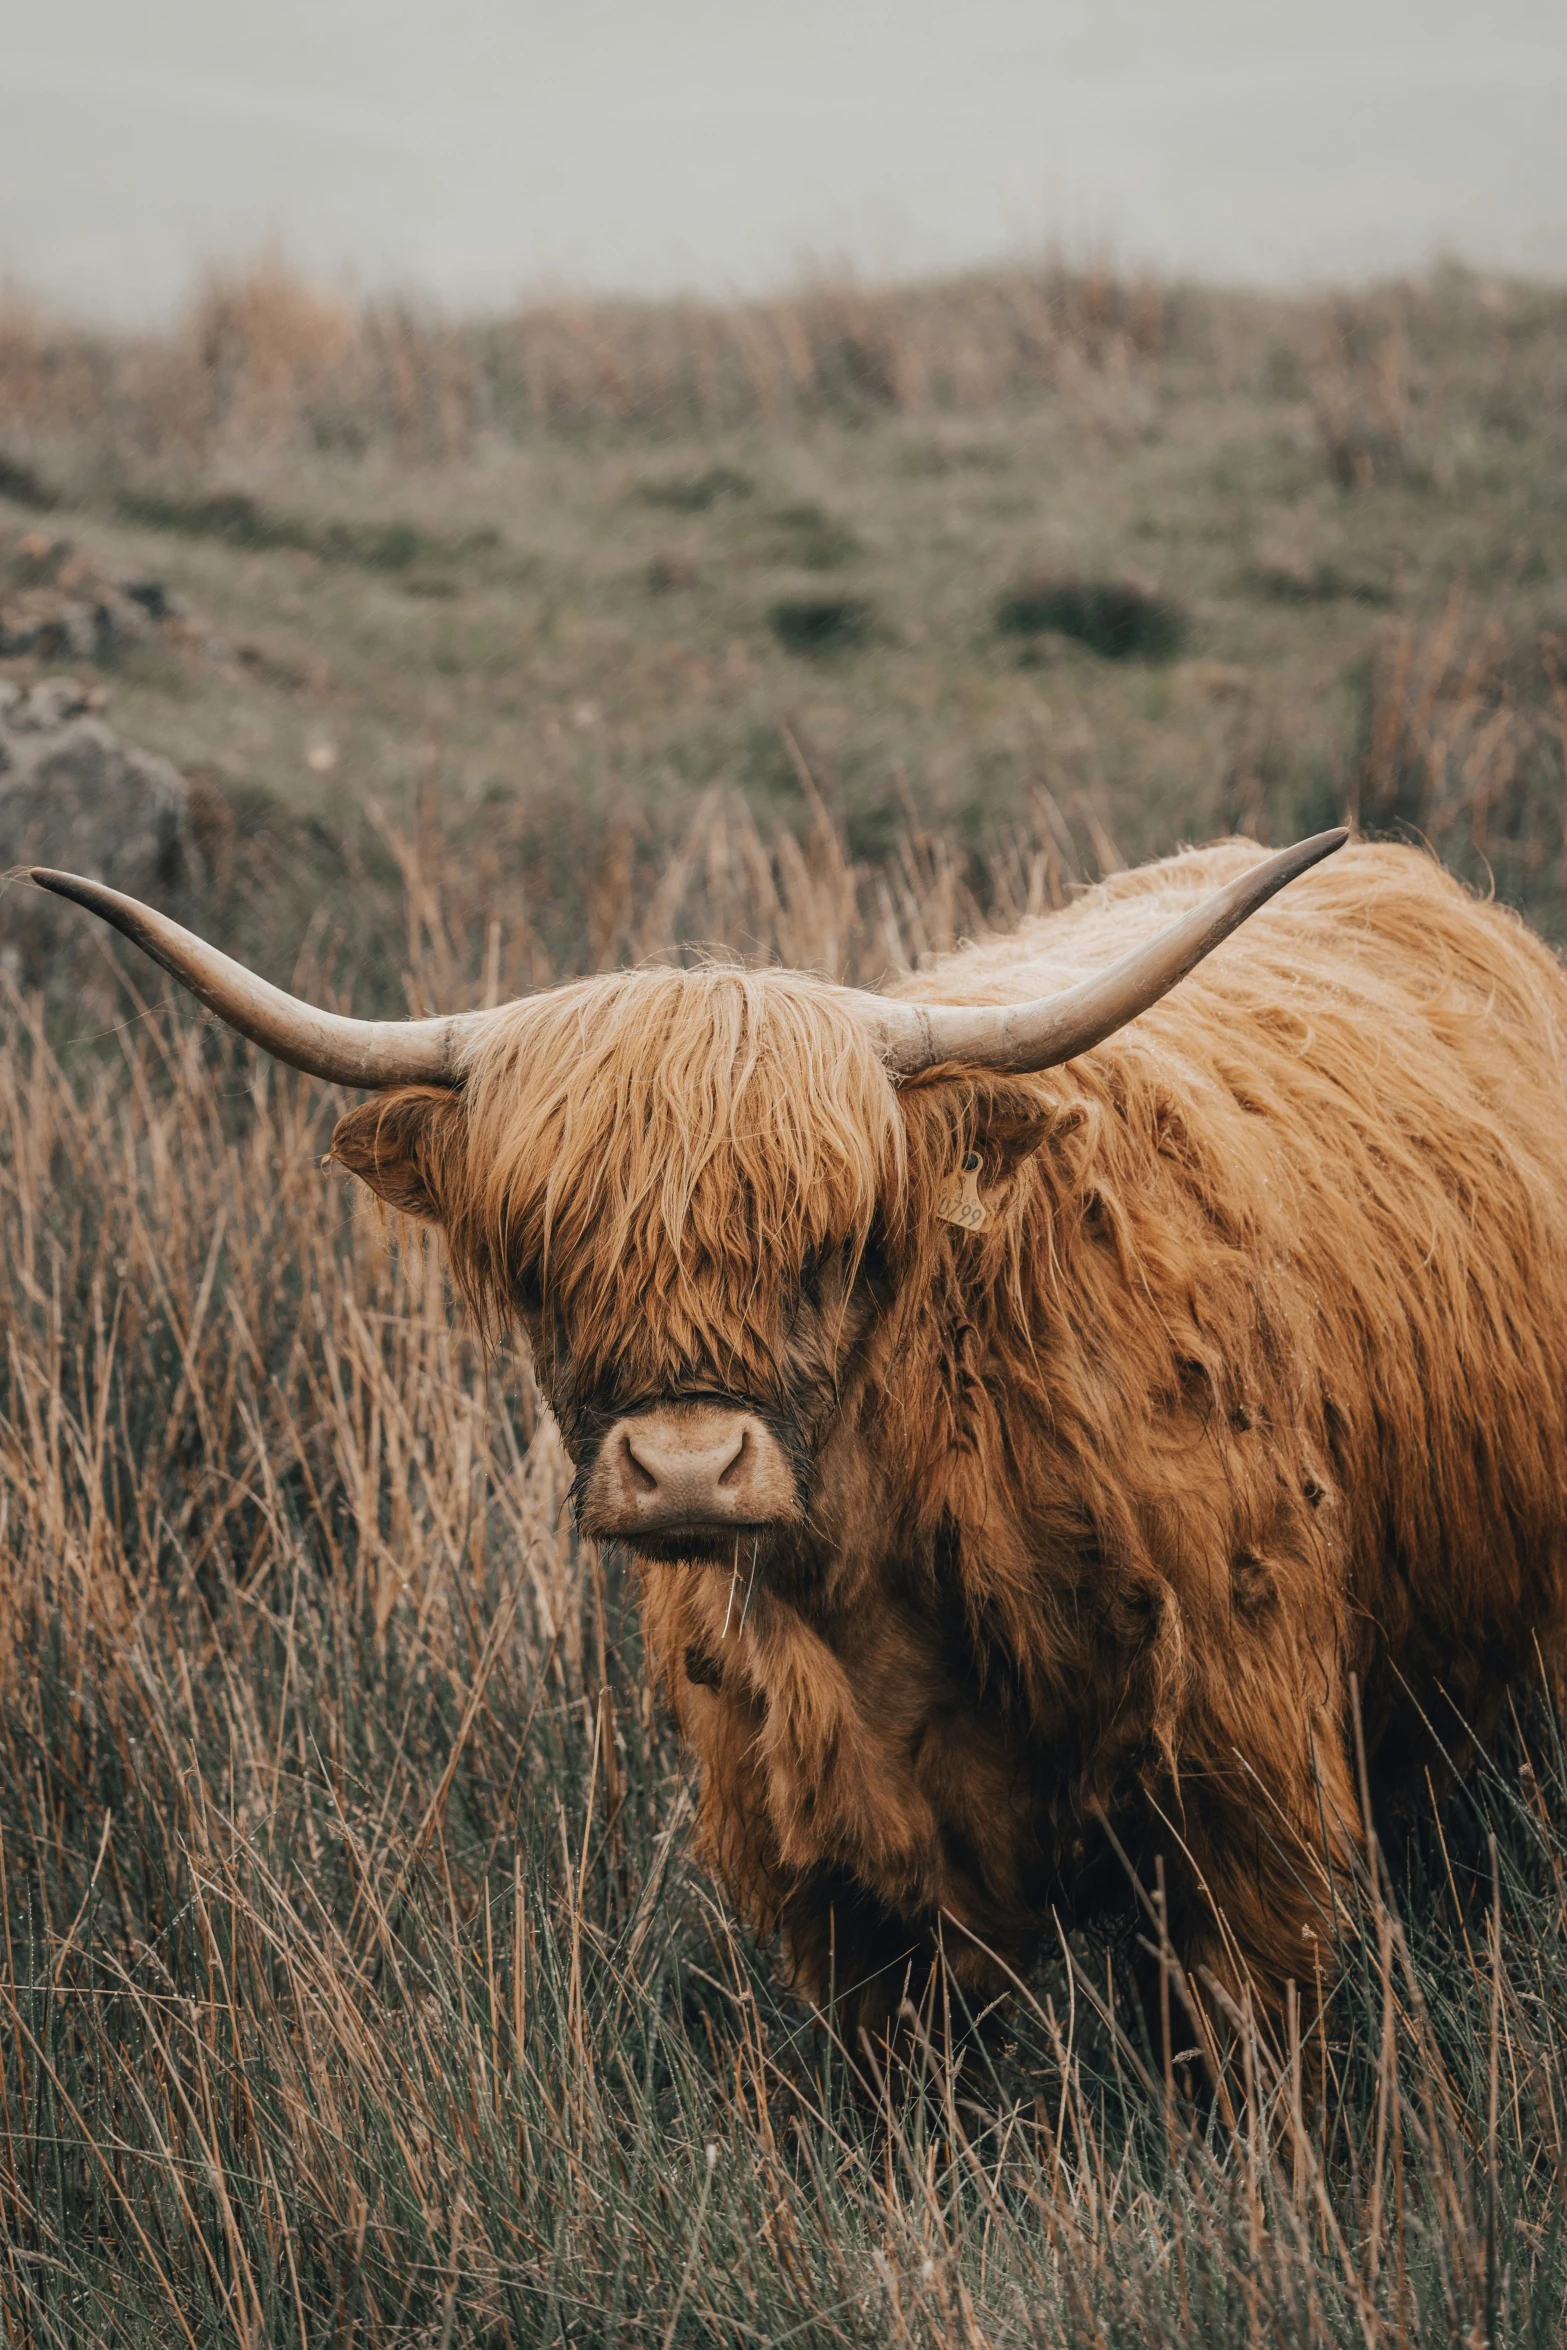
<box><xmin>0</xmin><ymin>676</ymin><xmax>205</xmax><ymax>894</ymax></box>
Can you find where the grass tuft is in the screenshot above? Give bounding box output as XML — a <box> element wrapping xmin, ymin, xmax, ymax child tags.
<box><xmin>114</xmin><ymin>486</ymin><xmax>502</xmax><ymax>572</ymax></box>
<box><xmin>767</xmin><ymin>595</ymin><xmax>876</xmax><ymax>656</ymax></box>
<box><xmin>769</xmin><ymin>501</ymin><xmax>864</xmax><ymax>570</ymax></box>
<box><xmin>0</xmin><ymin>449</ymin><xmax>59</xmax><ymax>510</ymax></box>
<box><xmin>995</xmin><ymin>572</ymin><xmax>1187</xmax><ymax>661</ymax></box>
<box><xmin>638</xmin><ymin>465</ymin><xmax>755</xmax><ymax>512</ymax></box>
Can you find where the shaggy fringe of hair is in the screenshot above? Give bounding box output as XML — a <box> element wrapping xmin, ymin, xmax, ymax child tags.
<box><xmin>449</xmin><ymin>965</ymin><xmax>904</xmax><ymax>1403</ymax></box>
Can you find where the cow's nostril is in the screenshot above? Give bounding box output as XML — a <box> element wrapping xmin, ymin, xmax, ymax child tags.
<box><xmin>715</xmin><ymin>1429</ymin><xmax>749</xmax><ymax>1488</ymax></box>
<box><xmin>585</xmin><ymin>1404</ymin><xmax>802</xmax><ymax>1540</ymax></box>
<box><xmin>621</xmin><ymin>1432</ymin><xmax>660</xmax><ymax>1496</ymax></box>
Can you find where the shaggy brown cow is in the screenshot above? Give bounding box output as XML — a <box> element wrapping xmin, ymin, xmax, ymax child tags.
<box><xmin>31</xmin><ymin>834</ymin><xmax>1567</xmax><ymax>2043</ymax></box>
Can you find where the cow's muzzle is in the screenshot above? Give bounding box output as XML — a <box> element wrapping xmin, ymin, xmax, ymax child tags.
<box><xmin>577</xmin><ymin>1401</ymin><xmax>803</xmax><ymax>1556</ymax></box>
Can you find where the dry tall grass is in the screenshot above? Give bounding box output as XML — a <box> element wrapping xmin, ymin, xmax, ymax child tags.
<box><xmin>0</xmin><ymin>258</ymin><xmax>1177</xmax><ymax>467</ymax></box>
<box><xmin>1307</xmin><ymin>304</ymin><xmax>1419</xmax><ymax>492</ymax></box>
<box><xmin>1</xmin><ymin>797</ymin><xmax>1565</xmax><ymax>2342</ymax></box>
<box><xmin>5</xmin><ymin>257</ymin><xmax>1546</xmax><ymax>482</ymax></box>
<box><xmin>1354</xmin><ymin>595</ymin><xmax>1567</xmax><ymax>883</ymax></box>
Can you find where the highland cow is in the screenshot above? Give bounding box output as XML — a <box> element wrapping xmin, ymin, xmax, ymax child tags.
<box><xmin>32</xmin><ymin>832</ymin><xmax>1567</xmax><ymax>2044</ymax></box>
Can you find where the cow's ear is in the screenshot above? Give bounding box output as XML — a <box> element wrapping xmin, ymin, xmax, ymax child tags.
<box><xmin>330</xmin><ymin>1087</ymin><xmax>468</xmax><ymax>1224</ymax></box>
<box><xmin>899</xmin><ymin>1072</ymin><xmax>1063</xmax><ymax>1185</ymax></box>
<box><xmin>968</xmin><ymin>1085</ymin><xmax>1063</xmax><ymax>1179</ymax></box>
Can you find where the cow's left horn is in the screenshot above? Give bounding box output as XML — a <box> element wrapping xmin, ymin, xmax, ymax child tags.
<box><xmin>28</xmin><ymin>869</ymin><xmax>485</xmax><ymax>1087</ymax></box>
<box><xmin>858</xmin><ymin>829</ymin><xmax>1349</xmax><ymax>1077</ymax></box>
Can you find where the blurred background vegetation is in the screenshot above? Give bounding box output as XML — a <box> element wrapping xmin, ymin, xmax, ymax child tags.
<box><xmin>3</xmin><ymin>255</ymin><xmax>1565</xmax><ymax>1018</ymax></box>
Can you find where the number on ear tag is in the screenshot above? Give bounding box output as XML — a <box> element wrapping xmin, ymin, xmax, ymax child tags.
<box><xmin>936</xmin><ymin>1151</ymin><xmax>987</xmax><ymax>1232</ymax></box>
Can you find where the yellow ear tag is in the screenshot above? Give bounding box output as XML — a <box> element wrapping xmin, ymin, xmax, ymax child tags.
<box><xmin>936</xmin><ymin>1151</ymin><xmax>987</xmax><ymax>1232</ymax></box>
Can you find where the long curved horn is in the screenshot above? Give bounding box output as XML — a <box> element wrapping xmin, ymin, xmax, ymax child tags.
<box><xmin>29</xmin><ymin>869</ymin><xmax>485</xmax><ymax>1088</ymax></box>
<box><xmin>858</xmin><ymin>829</ymin><xmax>1349</xmax><ymax>1077</ymax></box>
<box><xmin>32</xmin><ymin>829</ymin><xmax>1347</xmax><ymax>1090</ymax></box>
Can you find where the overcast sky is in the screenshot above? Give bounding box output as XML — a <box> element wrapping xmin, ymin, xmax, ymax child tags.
<box><xmin>2</xmin><ymin>0</ymin><xmax>1565</xmax><ymax>323</ymax></box>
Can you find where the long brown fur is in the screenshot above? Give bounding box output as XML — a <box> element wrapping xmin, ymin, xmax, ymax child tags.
<box><xmin>333</xmin><ymin>840</ymin><xmax>1567</xmax><ymax>2038</ymax></box>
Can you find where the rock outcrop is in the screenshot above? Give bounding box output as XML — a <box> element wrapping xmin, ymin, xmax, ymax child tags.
<box><xmin>0</xmin><ymin>529</ymin><xmax>225</xmax><ymax>665</ymax></box>
<box><xmin>0</xmin><ymin>676</ymin><xmax>205</xmax><ymax>896</ymax></box>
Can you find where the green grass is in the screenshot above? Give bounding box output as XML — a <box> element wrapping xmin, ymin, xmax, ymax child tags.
<box><xmin>2</xmin><ymin>264</ymin><xmax>1566</xmax><ymax>950</ymax></box>
<box><xmin>114</xmin><ymin>485</ymin><xmax>504</xmax><ymax>574</ymax></box>
<box><xmin>993</xmin><ymin>574</ymin><xmax>1188</xmax><ymax>662</ymax></box>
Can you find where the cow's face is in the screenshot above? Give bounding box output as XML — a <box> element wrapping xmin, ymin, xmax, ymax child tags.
<box><xmin>36</xmin><ymin>836</ymin><xmax>1341</xmax><ymax>1570</ymax></box>
<box><xmin>550</xmin><ymin>1225</ymin><xmax>883</xmax><ymax>1565</ymax></box>
<box><xmin>39</xmin><ymin>840</ymin><xmax>1341</xmax><ymax>1566</ymax></box>
<box><xmin>331</xmin><ymin>968</ymin><xmax>943</xmax><ymax>1567</ymax></box>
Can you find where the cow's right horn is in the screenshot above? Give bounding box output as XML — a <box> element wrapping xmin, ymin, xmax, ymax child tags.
<box><xmin>29</xmin><ymin>869</ymin><xmax>486</xmax><ymax>1088</ymax></box>
<box><xmin>856</xmin><ymin>829</ymin><xmax>1348</xmax><ymax>1077</ymax></box>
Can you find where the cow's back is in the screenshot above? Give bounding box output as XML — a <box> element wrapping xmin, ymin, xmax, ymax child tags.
<box><xmin>902</xmin><ymin>840</ymin><xmax>1567</xmax><ymax>1767</ymax></box>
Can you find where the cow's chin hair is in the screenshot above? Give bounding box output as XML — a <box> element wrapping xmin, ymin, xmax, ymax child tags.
<box><xmin>621</xmin><ymin>1526</ymin><xmax>782</xmax><ymax>1570</ymax></box>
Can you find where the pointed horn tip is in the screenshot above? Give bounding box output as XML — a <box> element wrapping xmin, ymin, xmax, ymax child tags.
<box><xmin>1257</xmin><ymin>826</ymin><xmax>1347</xmax><ymax>880</ymax></box>
<box><xmin>28</xmin><ymin>868</ymin><xmax>156</xmax><ymax>933</ymax></box>
<box><xmin>1239</xmin><ymin>825</ymin><xmax>1349</xmax><ymax>896</ymax></box>
<box><xmin>28</xmin><ymin>867</ymin><xmax>108</xmax><ymax>910</ymax></box>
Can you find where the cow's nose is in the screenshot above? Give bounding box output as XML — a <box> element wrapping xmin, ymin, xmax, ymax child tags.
<box><xmin>621</xmin><ymin>1417</ymin><xmax>748</xmax><ymax>1505</ymax></box>
<box><xmin>581</xmin><ymin>1402</ymin><xmax>801</xmax><ymax>1547</ymax></box>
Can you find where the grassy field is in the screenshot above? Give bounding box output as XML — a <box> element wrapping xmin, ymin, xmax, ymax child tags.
<box><xmin>3</xmin><ymin>260</ymin><xmax>1567</xmax><ymax>986</ymax></box>
<box><xmin>1</xmin><ymin>261</ymin><xmax>1567</xmax><ymax>2341</ymax></box>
